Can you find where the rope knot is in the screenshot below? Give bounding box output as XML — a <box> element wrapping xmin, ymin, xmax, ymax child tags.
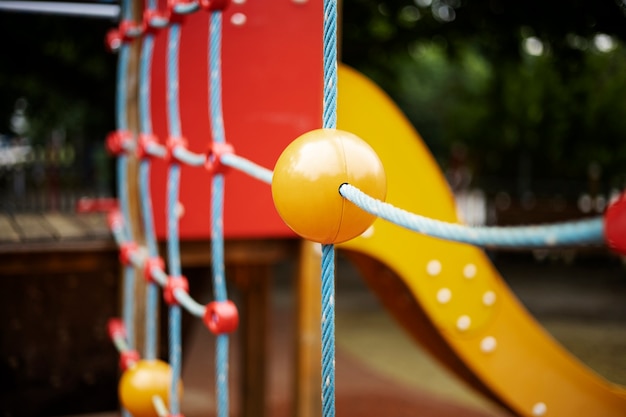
<box><xmin>164</xmin><ymin>276</ymin><xmax>189</xmax><ymax>306</ymax></box>
<box><xmin>205</xmin><ymin>142</ymin><xmax>234</xmax><ymax>175</ymax></box>
<box><xmin>203</xmin><ymin>300</ymin><xmax>239</xmax><ymax>334</ymax></box>
<box><xmin>106</xmin><ymin>130</ymin><xmax>134</xmax><ymax>156</ymax></box>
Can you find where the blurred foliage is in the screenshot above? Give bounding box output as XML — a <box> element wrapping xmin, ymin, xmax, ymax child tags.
<box><xmin>342</xmin><ymin>0</ymin><xmax>626</xmax><ymax>195</ymax></box>
<box><xmin>0</xmin><ymin>12</ymin><xmax>116</xmax><ymax>144</ymax></box>
<box><xmin>2</xmin><ymin>1</ymin><xmax>626</xmax><ymax>197</ymax></box>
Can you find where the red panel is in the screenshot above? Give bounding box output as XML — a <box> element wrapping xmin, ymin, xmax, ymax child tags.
<box><xmin>150</xmin><ymin>0</ymin><xmax>323</xmax><ymax>239</ymax></box>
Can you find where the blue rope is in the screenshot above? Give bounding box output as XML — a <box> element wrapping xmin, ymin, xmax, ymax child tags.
<box><xmin>220</xmin><ymin>153</ymin><xmax>273</xmax><ymax>184</ymax></box>
<box><xmin>138</xmin><ymin>10</ymin><xmax>159</xmax><ymax>361</ymax></box>
<box><xmin>322</xmin><ymin>0</ymin><xmax>338</xmax><ymax>131</ymax></box>
<box><xmin>166</xmin><ymin>21</ymin><xmax>184</xmax><ymax>417</ymax></box>
<box><xmin>209</xmin><ymin>11</ymin><xmax>230</xmax><ymax>417</ymax></box>
<box><xmin>321</xmin><ymin>0</ymin><xmax>338</xmax><ymax>415</ymax></box>
<box><xmin>339</xmin><ymin>183</ymin><xmax>606</xmax><ymax>248</ymax></box>
<box><xmin>167</xmin><ymin>23</ymin><xmax>183</xmax><ymax>139</ymax></box>
<box><xmin>139</xmin><ymin>35</ymin><xmax>155</xmax><ymax>136</ymax></box>
<box><xmin>122</xmin><ymin>264</ymin><xmax>135</xmax><ymax>349</ymax></box>
<box><xmin>116</xmin><ymin>155</ymin><xmax>131</xmax><ymax>242</ymax></box>
<box><xmin>320</xmin><ymin>244</ymin><xmax>336</xmax><ymax>417</ymax></box>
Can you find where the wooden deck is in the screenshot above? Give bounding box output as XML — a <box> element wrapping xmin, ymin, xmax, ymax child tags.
<box><xmin>0</xmin><ymin>212</ymin><xmax>117</xmax><ymax>276</ymax></box>
<box><xmin>0</xmin><ymin>211</ymin><xmax>304</xmax><ymax>417</ymax></box>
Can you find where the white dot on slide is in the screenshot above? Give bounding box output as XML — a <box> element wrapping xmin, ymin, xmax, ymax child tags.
<box><xmin>426</xmin><ymin>259</ymin><xmax>442</xmax><ymax>276</ymax></box>
<box><xmin>532</xmin><ymin>402</ymin><xmax>547</xmax><ymax>416</ymax></box>
<box><xmin>456</xmin><ymin>315</ymin><xmax>471</xmax><ymax>331</ymax></box>
<box><xmin>480</xmin><ymin>336</ymin><xmax>497</xmax><ymax>353</ymax></box>
<box><xmin>436</xmin><ymin>288</ymin><xmax>452</xmax><ymax>304</ymax></box>
<box><xmin>482</xmin><ymin>290</ymin><xmax>496</xmax><ymax>306</ymax></box>
<box><xmin>463</xmin><ymin>263</ymin><xmax>477</xmax><ymax>279</ymax></box>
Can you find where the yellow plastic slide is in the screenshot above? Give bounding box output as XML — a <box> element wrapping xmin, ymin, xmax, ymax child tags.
<box><xmin>335</xmin><ymin>64</ymin><xmax>626</xmax><ymax>417</ymax></box>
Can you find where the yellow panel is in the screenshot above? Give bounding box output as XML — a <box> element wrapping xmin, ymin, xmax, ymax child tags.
<box><xmin>336</xmin><ymin>63</ymin><xmax>626</xmax><ymax>417</ymax></box>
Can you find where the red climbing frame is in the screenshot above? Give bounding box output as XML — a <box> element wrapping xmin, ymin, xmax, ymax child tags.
<box><xmin>149</xmin><ymin>0</ymin><xmax>324</xmax><ymax>239</ymax></box>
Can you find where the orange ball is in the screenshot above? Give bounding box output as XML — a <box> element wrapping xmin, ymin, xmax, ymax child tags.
<box><xmin>118</xmin><ymin>359</ymin><xmax>182</xmax><ymax>417</ymax></box>
<box><xmin>272</xmin><ymin>128</ymin><xmax>386</xmax><ymax>244</ymax></box>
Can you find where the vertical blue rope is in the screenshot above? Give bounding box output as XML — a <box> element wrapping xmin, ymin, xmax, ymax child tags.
<box><xmin>139</xmin><ymin>35</ymin><xmax>155</xmax><ymax>137</ymax></box>
<box><xmin>321</xmin><ymin>0</ymin><xmax>338</xmax><ymax>415</ymax></box>
<box><xmin>167</xmin><ymin>24</ymin><xmax>183</xmax><ymax>139</ymax></box>
<box><xmin>166</xmin><ymin>21</ymin><xmax>184</xmax><ymax>417</ymax></box>
<box><xmin>138</xmin><ymin>5</ymin><xmax>159</xmax><ymax>361</ymax></box>
<box><xmin>166</xmin><ymin>162</ymin><xmax>183</xmax><ymax>415</ymax></box>
<box><xmin>320</xmin><ymin>244</ymin><xmax>336</xmax><ymax>417</ymax></box>
<box><xmin>322</xmin><ymin>0</ymin><xmax>338</xmax><ymax>131</ymax></box>
<box><xmin>209</xmin><ymin>11</ymin><xmax>229</xmax><ymax>417</ymax></box>
<box><xmin>122</xmin><ymin>264</ymin><xmax>136</xmax><ymax>349</ymax></box>
<box><xmin>117</xmin><ymin>5</ymin><xmax>133</xmax><ymax>417</ymax></box>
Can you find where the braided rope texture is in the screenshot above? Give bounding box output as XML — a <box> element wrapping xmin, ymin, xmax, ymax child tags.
<box><xmin>339</xmin><ymin>183</ymin><xmax>606</xmax><ymax>248</ymax></box>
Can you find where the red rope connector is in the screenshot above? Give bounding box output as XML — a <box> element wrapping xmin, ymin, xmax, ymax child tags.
<box><xmin>107</xmin><ymin>318</ymin><xmax>126</xmax><ymax>340</ymax></box>
<box><xmin>143</xmin><ymin>256</ymin><xmax>165</xmax><ymax>283</ymax></box>
<box><xmin>119</xmin><ymin>349</ymin><xmax>140</xmax><ymax>371</ymax></box>
<box><xmin>106</xmin><ymin>130</ymin><xmax>133</xmax><ymax>156</ymax></box>
<box><xmin>164</xmin><ymin>276</ymin><xmax>189</xmax><ymax>305</ymax></box>
<box><xmin>165</xmin><ymin>136</ymin><xmax>188</xmax><ymax>164</ymax></box>
<box><xmin>205</xmin><ymin>142</ymin><xmax>234</xmax><ymax>175</ymax></box>
<box><xmin>605</xmin><ymin>192</ymin><xmax>626</xmax><ymax>255</ymax></box>
<box><xmin>137</xmin><ymin>133</ymin><xmax>160</xmax><ymax>160</ymax></box>
<box><xmin>105</xmin><ymin>29</ymin><xmax>124</xmax><ymax>52</ymax></box>
<box><xmin>119</xmin><ymin>19</ymin><xmax>144</xmax><ymax>40</ymax></box>
<box><xmin>107</xmin><ymin>209</ymin><xmax>124</xmax><ymax>230</ymax></box>
<box><xmin>119</xmin><ymin>242</ymin><xmax>139</xmax><ymax>266</ymax></box>
<box><xmin>143</xmin><ymin>8</ymin><xmax>170</xmax><ymax>33</ymax></box>
<box><xmin>203</xmin><ymin>300</ymin><xmax>239</xmax><ymax>334</ymax></box>
<box><xmin>167</xmin><ymin>0</ymin><xmax>196</xmax><ymax>23</ymax></box>
<box><xmin>105</xmin><ymin>20</ymin><xmax>143</xmax><ymax>52</ymax></box>
<box><xmin>200</xmin><ymin>0</ymin><xmax>230</xmax><ymax>11</ymax></box>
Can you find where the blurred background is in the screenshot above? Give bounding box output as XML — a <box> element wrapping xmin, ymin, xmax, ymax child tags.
<box><xmin>1</xmin><ymin>2</ymin><xmax>626</xmax><ymax>417</ymax></box>
<box><xmin>2</xmin><ymin>0</ymin><xmax>626</xmax><ymax>224</ymax></box>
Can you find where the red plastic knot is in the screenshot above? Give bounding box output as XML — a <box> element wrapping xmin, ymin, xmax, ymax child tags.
<box><xmin>167</xmin><ymin>0</ymin><xmax>197</xmax><ymax>22</ymax></box>
<box><xmin>119</xmin><ymin>349</ymin><xmax>140</xmax><ymax>371</ymax></box>
<box><xmin>203</xmin><ymin>300</ymin><xmax>239</xmax><ymax>334</ymax></box>
<box><xmin>165</xmin><ymin>136</ymin><xmax>188</xmax><ymax>164</ymax></box>
<box><xmin>107</xmin><ymin>209</ymin><xmax>124</xmax><ymax>230</ymax></box>
<box><xmin>105</xmin><ymin>29</ymin><xmax>123</xmax><ymax>52</ymax></box>
<box><xmin>119</xmin><ymin>19</ymin><xmax>144</xmax><ymax>40</ymax></box>
<box><xmin>106</xmin><ymin>130</ymin><xmax>133</xmax><ymax>156</ymax></box>
<box><xmin>107</xmin><ymin>318</ymin><xmax>126</xmax><ymax>340</ymax></box>
<box><xmin>137</xmin><ymin>133</ymin><xmax>160</xmax><ymax>160</ymax></box>
<box><xmin>143</xmin><ymin>256</ymin><xmax>165</xmax><ymax>283</ymax></box>
<box><xmin>119</xmin><ymin>242</ymin><xmax>139</xmax><ymax>266</ymax></box>
<box><xmin>604</xmin><ymin>191</ymin><xmax>626</xmax><ymax>255</ymax></box>
<box><xmin>143</xmin><ymin>8</ymin><xmax>170</xmax><ymax>33</ymax></box>
<box><xmin>199</xmin><ymin>0</ymin><xmax>230</xmax><ymax>11</ymax></box>
<box><xmin>164</xmin><ymin>276</ymin><xmax>189</xmax><ymax>305</ymax></box>
<box><xmin>205</xmin><ymin>142</ymin><xmax>234</xmax><ymax>175</ymax></box>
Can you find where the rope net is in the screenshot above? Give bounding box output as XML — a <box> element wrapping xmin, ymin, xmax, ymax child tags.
<box><xmin>103</xmin><ymin>0</ymin><xmax>613</xmax><ymax>417</ymax></box>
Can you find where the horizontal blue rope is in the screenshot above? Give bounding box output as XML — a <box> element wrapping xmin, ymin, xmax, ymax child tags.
<box><xmin>172</xmin><ymin>146</ymin><xmax>206</xmax><ymax>166</ymax></box>
<box><xmin>339</xmin><ymin>183</ymin><xmax>606</xmax><ymax>248</ymax></box>
<box><xmin>220</xmin><ymin>153</ymin><xmax>273</xmax><ymax>184</ymax></box>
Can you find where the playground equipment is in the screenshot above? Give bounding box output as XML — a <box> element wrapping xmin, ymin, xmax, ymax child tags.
<box><xmin>100</xmin><ymin>0</ymin><xmax>626</xmax><ymax>416</ymax></box>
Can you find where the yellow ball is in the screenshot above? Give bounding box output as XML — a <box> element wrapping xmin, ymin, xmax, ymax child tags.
<box><xmin>272</xmin><ymin>128</ymin><xmax>386</xmax><ymax>244</ymax></box>
<box><xmin>118</xmin><ymin>359</ymin><xmax>182</xmax><ymax>417</ymax></box>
